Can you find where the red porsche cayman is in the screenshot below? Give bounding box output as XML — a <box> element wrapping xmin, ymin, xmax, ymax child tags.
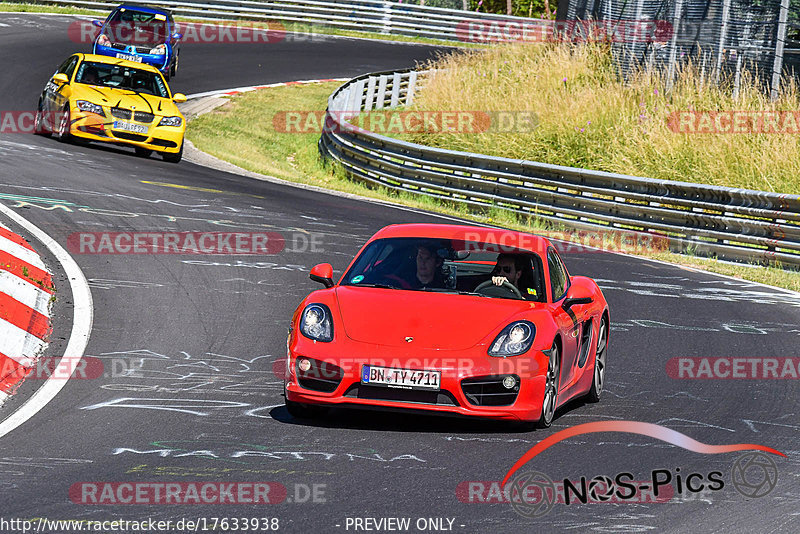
<box><xmin>283</xmin><ymin>224</ymin><xmax>609</xmax><ymax>427</ymax></box>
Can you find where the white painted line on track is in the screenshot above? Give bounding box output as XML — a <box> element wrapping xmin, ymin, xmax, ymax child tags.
<box><xmin>0</xmin><ymin>202</ymin><xmax>93</xmax><ymax>440</ymax></box>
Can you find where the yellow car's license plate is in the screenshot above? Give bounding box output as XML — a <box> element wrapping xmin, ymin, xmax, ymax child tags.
<box><xmin>114</xmin><ymin>121</ymin><xmax>148</xmax><ymax>134</ymax></box>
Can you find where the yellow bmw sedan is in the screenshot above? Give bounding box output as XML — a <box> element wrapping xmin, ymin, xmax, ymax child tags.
<box><xmin>35</xmin><ymin>53</ymin><xmax>187</xmax><ymax>162</ymax></box>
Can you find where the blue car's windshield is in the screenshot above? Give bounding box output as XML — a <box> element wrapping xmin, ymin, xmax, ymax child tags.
<box><xmin>75</xmin><ymin>61</ymin><xmax>169</xmax><ymax>98</ymax></box>
<box><xmin>105</xmin><ymin>8</ymin><xmax>169</xmax><ymax>46</ymax></box>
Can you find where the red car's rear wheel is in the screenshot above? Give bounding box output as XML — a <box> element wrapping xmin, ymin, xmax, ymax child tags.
<box><xmin>586</xmin><ymin>315</ymin><xmax>608</xmax><ymax>402</ymax></box>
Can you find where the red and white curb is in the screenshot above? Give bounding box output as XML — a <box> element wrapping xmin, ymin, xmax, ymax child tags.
<box><xmin>0</xmin><ymin>203</ymin><xmax>92</xmax><ymax>438</ymax></box>
<box><xmin>185</xmin><ymin>78</ymin><xmax>349</xmax><ymax>100</ymax></box>
<box><xmin>0</xmin><ymin>223</ymin><xmax>53</xmax><ymax>403</ymax></box>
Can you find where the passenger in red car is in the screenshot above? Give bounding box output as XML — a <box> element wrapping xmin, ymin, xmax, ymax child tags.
<box><xmin>410</xmin><ymin>244</ymin><xmax>446</xmax><ymax>289</ymax></box>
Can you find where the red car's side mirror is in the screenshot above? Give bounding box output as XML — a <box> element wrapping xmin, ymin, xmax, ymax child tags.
<box><xmin>562</xmin><ymin>281</ymin><xmax>593</xmax><ymax>310</ymax></box>
<box><xmin>310</xmin><ymin>263</ymin><xmax>334</xmax><ymax>288</ymax></box>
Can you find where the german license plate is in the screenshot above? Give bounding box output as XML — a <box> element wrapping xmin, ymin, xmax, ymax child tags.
<box><xmin>113</xmin><ymin>121</ymin><xmax>148</xmax><ymax>134</ymax></box>
<box><xmin>361</xmin><ymin>365</ymin><xmax>441</xmax><ymax>391</ymax></box>
<box><xmin>115</xmin><ymin>53</ymin><xmax>142</xmax><ymax>62</ymax></box>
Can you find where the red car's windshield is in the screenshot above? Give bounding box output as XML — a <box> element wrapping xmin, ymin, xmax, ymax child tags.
<box><xmin>341</xmin><ymin>237</ymin><xmax>546</xmax><ymax>301</ymax></box>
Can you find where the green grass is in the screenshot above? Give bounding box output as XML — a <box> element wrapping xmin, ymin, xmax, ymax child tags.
<box><xmin>186</xmin><ymin>82</ymin><xmax>800</xmax><ymax>292</ymax></box>
<box><xmin>0</xmin><ymin>2</ymin><xmax>104</xmax><ymax>15</ymax></box>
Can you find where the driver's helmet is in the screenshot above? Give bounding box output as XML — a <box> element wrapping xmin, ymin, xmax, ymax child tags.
<box><xmin>131</xmin><ymin>74</ymin><xmax>148</xmax><ymax>89</ymax></box>
<box><xmin>83</xmin><ymin>66</ymin><xmax>99</xmax><ymax>84</ymax></box>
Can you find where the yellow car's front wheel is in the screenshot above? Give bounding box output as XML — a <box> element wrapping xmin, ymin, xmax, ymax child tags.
<box><xmin>161</xmin><ymin>139</ymin><xmax>183</xmax><ymax>164</ymax></box>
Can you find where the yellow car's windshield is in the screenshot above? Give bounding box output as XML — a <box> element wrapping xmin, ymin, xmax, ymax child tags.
<box><xmin>75</xmin><ymin>61</ymin><xmax>169</xmax><ymax>98</ymax></box>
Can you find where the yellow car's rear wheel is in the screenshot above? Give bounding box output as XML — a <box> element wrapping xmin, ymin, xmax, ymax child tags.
<box><xmin>34</xmin><ymin>100</ymin><xmax>50</xmax><ymax>136</ymax></box>
<box><xmin>55</xmin><ymin>104</ymin><xmax>71</xmax><ymax>142</ymax></box>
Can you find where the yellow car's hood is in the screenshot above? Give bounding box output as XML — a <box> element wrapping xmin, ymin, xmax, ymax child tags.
<box><xmin>72</xmin><ymin>83</ymin><xmax>182</xmax><ymax>118</ymax></box>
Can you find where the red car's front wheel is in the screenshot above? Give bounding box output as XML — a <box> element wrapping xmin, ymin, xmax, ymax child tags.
<box><xmin>537</xmin><ymin>343</ymin><xmax>560</xmax><ymax>428</ymax></box>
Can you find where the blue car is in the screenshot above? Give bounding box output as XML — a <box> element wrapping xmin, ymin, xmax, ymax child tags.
<box><xmin>92</xmin><ymin>4</ymin><xmax>181</xmax><ymax>79</ymax></box>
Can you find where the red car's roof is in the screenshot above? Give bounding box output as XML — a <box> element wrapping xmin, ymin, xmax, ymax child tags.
<box><xmin>369</xmin><ymin>224</ymin><xmax>551</xmax><ymax>255</ymax></box>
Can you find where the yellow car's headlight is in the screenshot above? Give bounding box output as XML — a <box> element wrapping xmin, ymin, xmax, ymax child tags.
<box><xmin>158</xmin><ymin>116</ymin><xmax>182</xmax><ymax>127</ymax></box>
<box><xmin>77</xmin><ymin>100</ymin><xmax>104</xmax><ymax>116</ymax></box>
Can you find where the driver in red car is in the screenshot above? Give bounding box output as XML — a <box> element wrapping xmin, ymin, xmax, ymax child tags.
<box><xmin>491</xmin><ymin>253</ymin><xmax>539</xmax><ymax>299</ymax></box>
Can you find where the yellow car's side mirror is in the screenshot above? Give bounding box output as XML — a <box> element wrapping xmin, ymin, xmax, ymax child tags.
<box><xmin>53</xmin><ymin>73</ymin><xmax>69</xmax><ymax>85</ymax></box>
<box><xmin>172</xmin><ymin>93</ymin><xmax>187</xmax><ymax>104</ymax></box>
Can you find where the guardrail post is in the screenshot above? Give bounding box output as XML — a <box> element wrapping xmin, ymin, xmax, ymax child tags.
<box><xmin>390</xmin><ymin>72</ymin><xmax>402</xmax><ymax>107</ymax></box>
<box><xmin>346</xmin><ymin>80</ymin><xmax>365</xmax><ymax>117</ymax></box>
<box><xmin>364</xmin><ymin>77</ymin><xmax>377</xmax><ymax>111</ymax></box>
<box><xmin>382</xmin><ymin>0</ymin><xmax>391</xmax><ymax>35</ymax></box>
<box><xmin>406</xmin><ymin>71</ymin><xmax>418</xmax><ymax>106</ymax></box>
<box><xmin>375</xmin><ymin>75</ymin><xmax>389</xmax><ymax>109</ymax></box>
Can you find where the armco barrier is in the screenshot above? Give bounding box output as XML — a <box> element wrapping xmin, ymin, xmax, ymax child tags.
<box><xmin>23</xmin><ymin>0</ymin><xmax>548</xmax><ymax>42</ymax></box>
<box><xmin>319</xmin><ymin>69</ymin><xmax>800</xmax><ymax>269</ymax></box>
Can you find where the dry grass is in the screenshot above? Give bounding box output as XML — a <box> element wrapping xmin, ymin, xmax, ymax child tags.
<box><xmin>403</xmin><ymin>43</ymin><xmax>800</xmax><ymax>194</ymax></box>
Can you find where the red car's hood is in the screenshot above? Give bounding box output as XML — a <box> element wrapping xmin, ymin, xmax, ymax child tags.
<box><xmin>334</xmin><ymin>286</ymin><xmax>528</xmax><ymax>350</ymax></box>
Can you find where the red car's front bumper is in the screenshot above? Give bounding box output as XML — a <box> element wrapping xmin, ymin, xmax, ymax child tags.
<box><xmin>285</xmin><ymin>338</ymin><xmax>548</xmax><ymax>422</ymax></box>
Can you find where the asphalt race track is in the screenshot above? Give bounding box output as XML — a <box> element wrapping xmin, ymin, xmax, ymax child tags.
<box><xmin>0</xmin><ymin>13</ymin><xmax>799</xmax><ymax>534</ymax></box>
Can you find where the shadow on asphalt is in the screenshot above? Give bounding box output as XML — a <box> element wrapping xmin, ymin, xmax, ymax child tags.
<box><xmin>269</xmin><ymin>396</ymin><xmax>591</xmax><ymax>435</ymax></box>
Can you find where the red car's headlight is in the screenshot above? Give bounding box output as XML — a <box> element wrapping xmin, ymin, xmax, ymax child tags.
<box><xmin>488</xmin><ymin>321</ymin><xmax>535</xmax><ymax>357</ymax></box>
<box><xmin>299</xmin><ymin>304</ymin><xmax>333</xmax><ymax>342</ymax></box>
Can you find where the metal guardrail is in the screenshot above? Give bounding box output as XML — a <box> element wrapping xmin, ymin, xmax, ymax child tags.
<box><xmin>26</xmin><ymin>0</ymin><xmax>547</xmax><ymax>42</ymax></box>
<box><xmin>320</xmin><ymin>70</ymin><xmax>800</xmax><ymax>268</ymax></box>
